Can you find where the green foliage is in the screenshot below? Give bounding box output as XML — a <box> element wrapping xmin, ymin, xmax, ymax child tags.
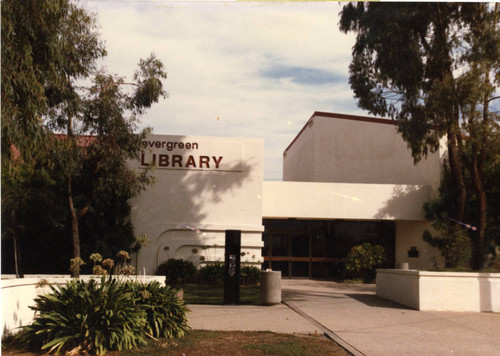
<box><xmin>1</xmin><ymin>156</ymin><xmax>70</xmax><ymax>275</ymax></box>
<box><xmin>240</xmin><ymin>266</ymin><xmax>261</xmax><ymax>286</ymax></box>
<box><xmin>78</xmin><ymin>190</ymin><xmax>138</xmax><ymax>272</ymax></box>
<box><xmin>155</xmin><ymin>259</ymin><xmax>197</xmax><ymax>286</ymax></box>
<box><xmin>424</xmin><ymin>171</ymin><xmax>474</xmax><ymax>269</ymax></box>
<box><xmin>125</xmin><ymin>281</ymin><xmax>190</xmax><ymax>339</ymax></box>
<box><xmin>423</xmin><ymin>227</ymin><xmax>473</xmax><ymax>269</ymax></box>
<box><xmin>194</xmin><ymin>264</ymin><xmax>260</xmax><ymax>287</ymax></box>
<box><xmin>182</xmin><ymin>285</ymin><xmax>261</xmax><ymax>306</ymax></box>
<box><xmin>0</xmin><ymin>181</ymin><xmax>137</xmax><ymax>275</ymax></box>
<box><xmin>196</xmin><ymin>263</ymin><xmax>224</xmax><ymax>288</ymax></box>
<box><xmin>15</xmin><ymin>278</ymin><xmax>190</xmax><ymax>355</ymax></box>
<box><xmin>345</xmin><ymin>243</ymin><xmax>386</xmax><ymax>283</ymax></box>
<box><xmin>1</xmin><ymin>0</ymin><xmax>167</xmax><ymax>276</ymax></box>
<box><xmin>339</xmin><ymin>2</ymin><xmax>500</xmax><ymax>269</ymax></box>
<box><xmin>16</xmin><ymin>277</ymin><xmax>147</xmax><ymax>355</ymax></box>
<box><xmin>1</xmin><ymin>0</ymin><xmax>106</xmax><ymax>163</ymax></box>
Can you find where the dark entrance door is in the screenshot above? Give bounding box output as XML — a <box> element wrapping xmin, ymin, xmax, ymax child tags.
<box><xmin>262</xmin><ymin>219</ymin><xmax>395</xmax><ymax>279</ymax></box>
<box><xmin>266</xmin><ymin>232</ymin><xmax>310</xmax><ymax>277</ymax></box>
<box><xmin>263</xmin><ymin>230</ymin><xmax>339</xmax><ymax>278</ymax></box>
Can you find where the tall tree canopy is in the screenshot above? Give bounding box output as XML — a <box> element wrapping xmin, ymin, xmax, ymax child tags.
<box><xmin>340</xmin><ymin>2</ymin><xmax>499</xmax><ymax>269</ymax></box>
<box><xmin>1</xmin><ymin>0</ymin><xmax>167</xmax><ymax>277</ymax></box>
<box><xmin>1</xmin><ymin>0</ymin><xmax>105</xmax><ymax>163</ymax></box>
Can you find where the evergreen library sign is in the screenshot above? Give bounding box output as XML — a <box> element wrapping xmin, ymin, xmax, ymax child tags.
<box><xmin>139</xmin><ymin>138</ymin><xmax>243</xmax><ymax>171</ymax></box>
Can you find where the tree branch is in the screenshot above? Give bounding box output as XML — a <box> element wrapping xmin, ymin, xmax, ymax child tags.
<box><xmin>486</xmin><ymin>95</ymin><xmax>500</xmax><ymax>103</ymax></box>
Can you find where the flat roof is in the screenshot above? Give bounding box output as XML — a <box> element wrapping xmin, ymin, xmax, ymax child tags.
<box><xmin>284</xmin><ymin>111</ymin><xmax>395</xmax><ymax>154</ymax></box>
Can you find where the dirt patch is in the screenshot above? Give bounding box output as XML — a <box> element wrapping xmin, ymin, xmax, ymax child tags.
<box><xmin>3</xmin><ymin>330</ymin><xmax>351</xmax><ymax>356</ymax></box>
<box><xmin>122</xmin><ymin>330</ymin><xmax>352</xmax><ymax>356</ymax></box>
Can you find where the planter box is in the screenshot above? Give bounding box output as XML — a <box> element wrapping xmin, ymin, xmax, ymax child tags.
<box><xmin>1</xmin><ymin>274</ymin><xmax>166</xmax><ymax>336</ymax></box>
<box><xmin>376</xmin><ymin>269</ymin><xmax>500</xmax><ymax>312</ymax></box>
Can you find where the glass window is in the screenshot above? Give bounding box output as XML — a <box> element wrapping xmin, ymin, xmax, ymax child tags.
<box><xmin>262</xmin><ymin>219</ymin><xmax>395</xmax><ymax>278</ymax></box>
<box><xmin>291</xmin><ymin>233</ymin><xmax>309</xmax><ymax>257</ymax></box>
<box><xmin>271</xmin><ymin>233</ymin><xmax>289</xmax><ymax>256</ymax></box>
<box><xmin>271</xmin><ymin>261</ymin><xmax>289</xmax><ymax>277</ymax></box>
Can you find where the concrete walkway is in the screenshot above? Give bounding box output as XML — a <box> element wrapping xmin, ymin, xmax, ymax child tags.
<box><xmin>188</xmin><ymin>279</ymin><xmax>500</xmax><ymax>356</ymax></box>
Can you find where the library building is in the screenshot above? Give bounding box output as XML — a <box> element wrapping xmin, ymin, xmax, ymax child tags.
<box><xmin>130</xmin><ymin>111</ymin><xmax>444</xmax><ymax>278</ymax></box>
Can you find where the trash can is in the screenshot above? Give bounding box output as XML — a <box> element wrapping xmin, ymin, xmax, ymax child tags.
<box><xmin>260</xmin><ymin>270</ymin><xmax>281</xmax><ymax>305</ymax></box>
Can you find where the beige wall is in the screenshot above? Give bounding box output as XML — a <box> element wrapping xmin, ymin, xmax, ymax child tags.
<box><xmin>395</xmin><ymin>221</ymin><xmax>444</xmax><ymax>270</ymax></box>
<box><xmin>263</xmin><ymin>181</ymin><xmax>432</xmax><ymax>221</ymax></box>
<box><xmin>284</xmin><ymin>113</ymin><xmax>441</xmax><ymax>188</ymax></box>
<box><xmin>129</xmin><ymin>135</ymin><xmax>265</xmax><ymax>274</ymax></box>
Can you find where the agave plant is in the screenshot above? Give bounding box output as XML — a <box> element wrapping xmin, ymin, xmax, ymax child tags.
<box><xmin>17</xmin><ymin>277</ymin><xmax>147</xmax><ymax>355</ymax></box>
<box><xmin>125</xmin><ymin>281</ymin><xmax>191</xmax><ymax>339</ymax></box>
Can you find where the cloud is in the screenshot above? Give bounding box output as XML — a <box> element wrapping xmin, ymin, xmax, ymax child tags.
<box><xmin>85</xmin><ymin>1</ymin><xmax>367</xmax><ymax>180</ymax></box>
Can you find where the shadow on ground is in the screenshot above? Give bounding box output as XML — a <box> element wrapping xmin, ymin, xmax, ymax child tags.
<box><xmin>281</xmin><ymin>280</ymin><xmax>411</xmax><ymax>310</ymax></box>
<box><xmin>282</xmin><ymin>289</ymin><xmax>349</xmax><ymax>302</ymax></box>
<box><xmin>344</xmin><ymin>293</ymin><xmax>411</xmax><ymax>310</ymax></box>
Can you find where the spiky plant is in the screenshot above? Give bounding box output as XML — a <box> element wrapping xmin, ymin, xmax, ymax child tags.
<box><xmin>17</xmin><ymin>277</ymin><xmax>147</xmax><ymax>355</ymax></box>
<box><xmin>126</xmin><ymin>281</ymin><xmax>191</xmax><ymax>339</ymax></box>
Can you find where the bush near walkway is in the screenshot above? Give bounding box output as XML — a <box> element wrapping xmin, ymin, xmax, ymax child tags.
<box><xmin>155</xmin><ymin>259</ymin><xmax>197</xmax><ymax>286</ymax></box>
<box><xmin>345</xmin><ymin>243</ymin><xmax>386</xmax><ymax>283</ymax></box>
<box><xmin>13</xmin><ymin>277</ymin><xmax>189</xmax><ymax>355</ymax></box>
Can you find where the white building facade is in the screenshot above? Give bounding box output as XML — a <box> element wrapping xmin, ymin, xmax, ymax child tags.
<box><xmin>129</xmin><ymin>135</ymin><xmax>265</xmax><ymax>274</ymax></box>
<box><xmin>130</xmin><ymin>112</ymin><xmax>444</xmax><ymax>277</ymax></box>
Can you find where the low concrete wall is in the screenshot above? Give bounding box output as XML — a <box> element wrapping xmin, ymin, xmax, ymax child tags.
<box><xmin>1</xmin><ymin>275</ymin><xmax>165</xmax><ymax>336</ymax></box>
<box><xmin>376</xmin><ymin>269</ymin><xmax>500</xmax><ymax>312</ymax></box>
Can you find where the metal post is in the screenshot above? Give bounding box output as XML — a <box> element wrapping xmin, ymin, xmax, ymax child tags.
<box><xmin>224</xmin><ymin>230</ymin><xmax>241</xmax><ymax>305</ymax></box>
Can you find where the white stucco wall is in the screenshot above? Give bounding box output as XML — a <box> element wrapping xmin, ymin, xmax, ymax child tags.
<box><xmin>283</xmin><ymin>112</ymin><xmax>441</xmax><ymax>189</ymax></box>
<box><xmin>129</xmin><ymin>135</ymin><xmax>264</xmax><ymax>274</ymax></box>
<box><xmin>376</xmin><ymin>270</ymin><xmax>500</xmax><ymax>312</ymax></box>
<box><xmin>263</xmin><ymin>181</ymin><xmax>432</xmax><ymax>221</ymax></box>
<box><xmin>1</xmin><ymin>275</ymin><xmax>165</xmax><ymax>336</ymax></box>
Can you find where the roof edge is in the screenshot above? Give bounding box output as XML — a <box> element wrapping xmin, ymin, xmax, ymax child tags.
<box><xmin>284</xmin><ymin>111</ymin><xmax>395</xmax><ymax>154</ymax></box>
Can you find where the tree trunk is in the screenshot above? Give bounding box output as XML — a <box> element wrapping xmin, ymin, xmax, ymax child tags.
<box><xmin>471</xmin><ymin>162</ymin><xmax>487</xmax><ymax>270</ymax></box>
<box><xmin>447</xmin><ymin>131</ymin><xmax>467</xmax><ymax>221</ymax></box>
<box><xmin>68</xmin><ymin>175</ymin><xmax>81</xmax><ymax>278</ymax></box>
<box><xmin>9</xmin><ymin>206</ymin><xmax>25</xmax><ymax>278</ymax></box>
<box><xmin>469</xmin><ymin>80</ymin><xmax>491</xmax><ymax>270</ymax></box>
<box><xmin>13</xmin><ymin>232</ymin><xmax>24</xmax><ymax>278</ymax></box>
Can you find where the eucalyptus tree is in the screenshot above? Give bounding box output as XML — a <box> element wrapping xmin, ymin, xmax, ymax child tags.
<box><xmin>53</xmin><ymin>57</ymin><xmax>166</xmax><ymax>277</ymax></box>
<box><xmin>339</xmin><ymin>2</ymin><xmax>499</xmax><ymax>269</ymax></box>
<box><xmin>2</xmin><ymin>0</ymin><xmax>106</xmax><ymax>276</ymax></box>
<box><xmin>2</xmin><ymin>0</ymin><xmax>167</xmax><ymax>277</ymax></box>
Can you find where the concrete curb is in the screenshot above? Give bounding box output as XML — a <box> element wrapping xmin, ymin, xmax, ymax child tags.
<box><xmin>282</xmin><ymin>300</ymin><xmax>365</xmax><ymax>356</ymax></box>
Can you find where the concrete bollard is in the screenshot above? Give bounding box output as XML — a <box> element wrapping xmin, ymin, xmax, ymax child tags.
<box><xmin>261</xmin><ymin>270</ymin><xmax>281</xmax><ymax>305</ymax></box>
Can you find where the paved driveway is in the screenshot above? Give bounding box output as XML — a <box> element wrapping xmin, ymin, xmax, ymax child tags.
<box><xmin>281</xmin><ymin>279</ymin><xmax>500</xmax><ymax>356</ymax></box>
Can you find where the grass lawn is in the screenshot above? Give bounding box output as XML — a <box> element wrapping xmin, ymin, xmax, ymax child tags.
<box><xmin>182</xmin><ymin>284</ymin><xmax>261</xmax><ymax>305</ymax></box>
<box><xmin>119</xmin><ymin>330</ymin><xmax>351</xmax><ymax>356</ymax></box>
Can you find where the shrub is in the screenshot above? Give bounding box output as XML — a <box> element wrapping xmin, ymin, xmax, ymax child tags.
<box><xmin>423</xmin><ymin>222</ymin><xmax>472</xmax><ymax>269</ymax></box>
<box><xmin>125</xmin><ymin>281</ymin><xmax>190</xmax><ymax>339</ymax></box>
<box><xmin>240</xmin><ymin>265</ymin><xmax>260</xmax><ymax>286</ymax></box>
<box><xmin>197</xmin><ymin>263</ymin><xmax>224</xmax><ymax>287</ymax></box>
<box><xmin>345</xmin><ymin>243</ymin><xmax>386</xmax><ymax>283</ymax></box>
<box><xmin>16</xmin><ymin>277</ymin><xmax>147</xmax><ymax>355</ymax></box>
<box><xmin>155</xmin><ymin>259</ymin><xmax>197</xmax><ymax>286</ymax></box>
<box><xmin>14</xmin><ymin>278</ymin><xmax>191</xmax><ymax>355</ymax></box>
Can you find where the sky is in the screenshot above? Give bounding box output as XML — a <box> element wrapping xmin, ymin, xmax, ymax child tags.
<box><xmin>84</xmin><ymin>0</ymin><xmax>367</xmax><ymax>180</ymax></box>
